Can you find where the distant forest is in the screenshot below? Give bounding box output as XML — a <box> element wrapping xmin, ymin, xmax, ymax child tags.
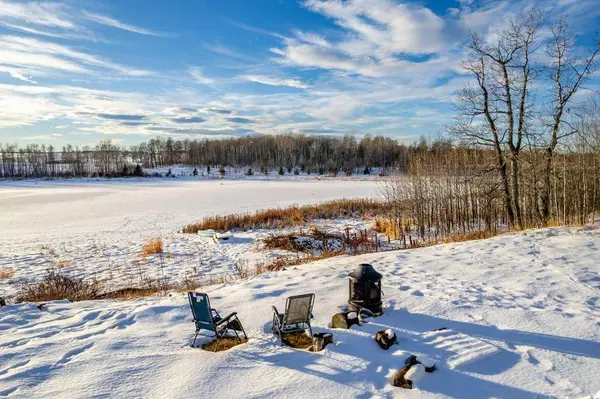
<box><xmin>0</xmin><ymin>134</ymin><xmax>437</xmax><ymax>178</ymax></box>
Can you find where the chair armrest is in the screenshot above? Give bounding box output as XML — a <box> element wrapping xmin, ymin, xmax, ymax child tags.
<box><xmin>272</xmin><ymin>306</ymin><xmax>280</xmax><ymax>316</ymax></box>
<box><xmin>215</xmin><ymin>312</ymin><xmax>238</xmax><ymax>326</ymax></box>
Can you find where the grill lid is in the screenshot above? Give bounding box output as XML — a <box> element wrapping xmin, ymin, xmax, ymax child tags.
<box><xmin>348</xmin><ymin>263</ymin><xmax>382</xmax><ymax>282</ymax></box>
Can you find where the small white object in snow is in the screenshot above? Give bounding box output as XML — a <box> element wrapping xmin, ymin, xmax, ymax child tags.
<box><xmin>417</xmin><ymin>355</ymin><xmax>435</xmax><ymax>368</ymax></box>
<box><xmin>405</xmin><ymin>364</ymin><xmax>425</xmax><ymax>384</ymax></box>
<box><xmin>347</xmin><ymin>312</ymin><xmax>357</xmax><ymax>320</ymax></box>
<box><xmin>214</xmin><ymin>231</ymin><xmax>233</xmax><ymax>240</ymax></box>
<box><xmin>197</xmin><ymin>229</ymin><xmax>215</xmax><ymax>237</ymax></box>
<box><xmin>385</xmin><ymin>329</ymin><xmax>395</xmax><ymax>339</ymax></box>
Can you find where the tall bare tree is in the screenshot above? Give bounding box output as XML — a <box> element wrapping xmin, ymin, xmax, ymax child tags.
<box><xmin>452</xmin><ymin>10</ymin><xmax>543</xmax><ymax>228</ymax></box>
<box><xmin>538</xmin><ymin>20</ymin><xmax>600</xmax><ymax>223</ymax></box>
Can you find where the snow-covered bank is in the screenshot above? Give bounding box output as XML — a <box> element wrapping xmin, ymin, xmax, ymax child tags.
<box><xmin>1</xmin><ymin>225</ymin><xmax>599</xmax><ymax>398</ymax></box>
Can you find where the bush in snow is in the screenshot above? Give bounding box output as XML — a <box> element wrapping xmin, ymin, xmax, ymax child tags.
<box><xmin>141</xmin><ymin>238</ymin><xmax>163</xmax><ymax>256</ymax></box>
<box><xmin>278</xmin><ymin>166</ymin><xmax>285</xmax><ymax>175</ymax></box>
<box><xmin>16</xmin><ymin>270</ymin><xmax>100</xmax><ymax>303</ymax></box>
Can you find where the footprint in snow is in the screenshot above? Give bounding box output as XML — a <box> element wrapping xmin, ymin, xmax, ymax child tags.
<box><xmin>412</xmin><ymin>290</ymin><xmax>424</xmax><ymax>297</ymax></box>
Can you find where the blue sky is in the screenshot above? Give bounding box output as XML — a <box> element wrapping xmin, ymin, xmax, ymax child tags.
<box><xmin>0</xmin><ymin>0</ymin><xmax>599</xmax><ymax>146</ymax></box>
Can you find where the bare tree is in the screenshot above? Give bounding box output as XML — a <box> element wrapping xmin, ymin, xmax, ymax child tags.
<box><xmin>452</xmin><ymin>10</ymin><xmax>543</xmax><ymax>228</ymax></box>
<box><xmin>538</xmin><ymin>20</ymin><xmax>600</xmax><ymax>223</ymax></box>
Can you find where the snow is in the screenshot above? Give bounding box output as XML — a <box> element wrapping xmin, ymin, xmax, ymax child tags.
<box><xmin>0</xmin><ymin>180</ymin><xmax>380</xmax><ymax>296</ymax></box>
<box><xmin>416</xmin><ymin>354</ymin><xmax>435</xmax><ymax>369</ymax></box>
<box><xmin>1</xmin><ymin>224</ymin><xmax>599</xmax><ymax>398</ymax></box>
<box><xmin>405</xmin><ymin>364</ymin><xmax>426</xmax><ymax>384</ymax></box>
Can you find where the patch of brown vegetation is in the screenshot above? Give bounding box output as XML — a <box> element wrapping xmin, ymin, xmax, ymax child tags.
<box><xmin>263</xmin><ymin>227</ymin><xmax>341</xmax><ymax>254</ymax></box>
<box><xmin>440</xmin><ymin>230</ymin><xmax>499</xmax><ymax>244</ymax></box>
<box><xmin>16</xmin><ymin>270</ymin><xmax>100</xmax><ymax>303</ymax></box>
<box><xmin>261</xmin><ymin>249</ymin><xmax>345</xmax><ymax>272</ymax></box>
<box><xmin>202</xmin><ymin>337</ymin><xmax>248</xmax><ymax>352</ymax></box>
<box><xmin>281</xmin><ymin>331</ymin><xmax>313</xmax><ymax>349</ymax></box>
<box><xmin>95</xmin><ymin>287</ymin><xmax>163</xmax><ymax>300</ymax></box>
<box><xmin>0</xmin><ymin>268</ymin><xmax>15</xmax><ymax>280</ymax></box>
<box><xmin>141</xmin><ymin>238</ymin><xmax>163</xmax><ymax>256</ymax></box>
<box><xmin>182</xmin><ymin>198</ymin><xmax>387</xmax><ymax>233</ymax></box>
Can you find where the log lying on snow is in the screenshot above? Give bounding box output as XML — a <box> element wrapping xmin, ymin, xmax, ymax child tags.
<box><xmin>330</xmin><ymin>311</ymin><xmax>359</xmax><ymax>329</ymax></box>
<box><xmin>375</xmin><ymin>328</ymin><xmax>397</xmax><ymax>350</ymax></box>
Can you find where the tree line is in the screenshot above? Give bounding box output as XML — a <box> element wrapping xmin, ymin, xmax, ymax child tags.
<box><xmin>0</xmin><ymin>134</ymin><xmax>412</xmax><ymax>178</ymax></box>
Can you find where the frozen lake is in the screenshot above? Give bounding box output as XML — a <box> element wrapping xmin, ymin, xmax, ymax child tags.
<box><xmin>0</xmin><ymin>179</ymin><xmax>381</xmax><ymax>295</ymax></box>
<box><xmin>0</xmin><ymin>179</ymin><xmax>381</xmax><ymax>239</ymax></box>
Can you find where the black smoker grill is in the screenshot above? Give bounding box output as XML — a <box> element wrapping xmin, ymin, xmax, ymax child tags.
<box><xmin>348</xmin><ymin>263</ymin><xmax>383</xmax><ymax>316</ymax></box>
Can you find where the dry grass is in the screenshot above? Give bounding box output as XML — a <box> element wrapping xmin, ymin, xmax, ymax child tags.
<box><xmin>281</xmin><ymin>331</ymin><xmax>313</xmax><ymax>349</ymax></box>
<box><xmin>263</xmin><ymin>227</ymin><xmax>341</xmax><ymax>254</ymax></box>
<box><xmin>16</xmin><ymin>270</ymin><xmax>100</xmax><ymax>303</ymax></box>
<box><xmin>372</xmin><ymin>218</ymin><xmax>397</xmax><ymax>237</ymax></box>
<box><xmin>141</xmin><ymin>238</ymin><xmax>163</xmax><ymax>256</ymax></box>
<box><xmin>261</xmin><ymin>250</ymin><xmax>344</xmax><ymax>272</ymax></box>
<box><xmin>440</xmin><ymin>230</ymin><xmax>499</xmax><ymax>244</ymax></box>
<box><xmin>0</xmin><ymin>268</ymin><xmax>15</xmax><ymax>280</ymax></box>
<box><xmin>182</xmin><ymin>198</ymin><xmax>387</xmax><ymax>233</ymax></box>
<box><xmin>95</xmin><ymin>287</ymin><xmax>164</xmax><ymax>300</ymax></box>
<box><xmin>202</xmin><ymin>337</ymin><xmax>248</xmax><ymax>352</ymax></box>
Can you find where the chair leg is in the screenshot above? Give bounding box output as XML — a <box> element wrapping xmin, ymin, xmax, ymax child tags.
<box><xmin>308</xmin><ymin>325</ymin><xmax>313</xmax><ymax>339</ymax></box>
<box><xmin>232</xmin><ymin>323</ymin><xmax>241</xmax><ymax>342</ymax></box>
<box><xmin>240</xmin><ymin>321</ymin><xmax>248</xmax><ymax>340</ymax></box>
<box><xmin>192</xmin><ymin>329</ymin><xmax>200</xmax><ymax>348</ymax></box>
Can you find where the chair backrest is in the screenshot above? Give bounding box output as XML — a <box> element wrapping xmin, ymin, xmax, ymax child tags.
<box><xmin>283</xmin><ymin>293</ymin><xmax>315</xmax><ymax>325</ymax></box>
<box><xmin>188</xmin><ymin>292</ymin><xmax>215</xmax><ymax>332</ymax></box>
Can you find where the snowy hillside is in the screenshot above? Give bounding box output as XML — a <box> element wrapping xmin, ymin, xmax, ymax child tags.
<box><xmin>2</xmin><ymin>225</ymin><xmax>599</xmax><ymax>398</ymax></box>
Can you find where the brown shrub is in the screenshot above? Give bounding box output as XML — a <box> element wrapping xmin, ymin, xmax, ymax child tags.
<box><xmin>0</xmin><ymin>268</ymin><xmax>15</xmax><ymax>280</ymax></box>
<box><xmin>16</xmin><ymin>270</ymin><xmax>100</xmax><ymax>303</ymax></box>
<box><xmin>182</xmin><ymin>198</ymin><xmax>387</xmax><ymax>233</ymax></box>
<box><xmin>263</xmin><ymin>228</ymin><xmax>341</xmax><ymax>254</ymax></box>
<box><xmin>141</xmin><ymin>238</ymin><xmax>163</xmax><ymax>256</ymax></box>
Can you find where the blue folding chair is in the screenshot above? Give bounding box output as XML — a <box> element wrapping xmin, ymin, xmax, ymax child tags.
<box><xmin>188</xmin><ymin>292</ymin><xmax>247</xmax><ymax>348</ymax></box>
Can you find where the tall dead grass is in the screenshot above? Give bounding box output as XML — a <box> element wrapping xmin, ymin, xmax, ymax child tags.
<box><xmin>0</xmin><ymin>268</ymin><xmax>15</xmax><ymax>279</ymax></box>
<box><xmin>182</xmin><ymin>198</ymin><xmax>387</xmax><ymax>233</ymax></box>
<box><xmin>141</xmin><ymin>238</ymin><xmax>163</xmax><ymax>256</ymax></box>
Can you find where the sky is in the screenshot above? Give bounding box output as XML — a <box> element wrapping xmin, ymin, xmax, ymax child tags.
<box><xmin>0</xmin><ymin>0</ymin><xmax>599</xmax><ymax>147</ymax></box>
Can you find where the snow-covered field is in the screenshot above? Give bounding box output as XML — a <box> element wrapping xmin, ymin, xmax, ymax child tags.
<box><xmin>0</xmin><ymin>180</ymin><xmax>381</xmax><ymax>296</ymax></box>
<box><xmin>1</xmin><ymin>225</ymin><xmax>599</xmax><ymax>398</ymax></box>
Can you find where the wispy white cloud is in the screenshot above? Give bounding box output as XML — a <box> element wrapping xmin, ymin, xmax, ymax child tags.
<box><xmin>203</xmin><ymin>42</ymin><xmax>255</xmax><ymax>61</ymax></box>
<box><xmin>82</xmin><ymin>12</ymin><xmax>167</xmax><ymax>37</ymax></box>
<box><xmin>0</xmin><ymin>1</ymin><xmax>166</xmax><ymax>40</ymax></box>
<box><xmin>0</xmin><ymin>35</ymin><xmax>151</xmax><ymax>78</ymax></box>
<box><xmin>188</xmin><ymin>67</ymin><xmax>216</xmax><ymax>86</ymax></box>
<box><xmin>7</xmin><ymin>71</ymin><xmax>37</xmax><ymax>84</ymax></box>
<box><xmin>241</xmin><ymin>75</ymin><xmax>309</xmax><ymax>89</ymax></box>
